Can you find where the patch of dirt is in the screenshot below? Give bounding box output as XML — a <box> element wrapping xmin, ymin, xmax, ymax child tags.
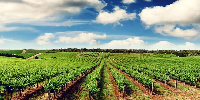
<box><xmin>76</xmin><ymin>53</ymin><xmax>80</xmax><ymax>57</ymax></box>
<box><xmin>21</xmin><ymin>49</ymin><xmax>26</xmax><ymax>54</ymax></box>
<box><xmin>11</xmin><ymin>85</ymin><xmax>44</xmax><ymax>100</ymax></box>
<box><xmin>27</xmin><ymin>53</ymin><xmax>42</xmax><ymax>60</ymax></box>
<box><xmin>98</xmin><ymin>53</ymin><xmax>100</xmax><ymax>58</ymax></box>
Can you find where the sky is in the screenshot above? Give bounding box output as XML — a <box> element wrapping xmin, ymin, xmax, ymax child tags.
<box><xmin>0</xmin><ymin>0</ymin><xmax>200</xmax><ymax>50</ymax></box>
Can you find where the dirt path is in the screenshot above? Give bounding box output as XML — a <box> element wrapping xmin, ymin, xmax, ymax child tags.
<box><xmin>11</xmin><ymin>85</ymin><xmax>44</xmax><ymax>100</ymax></box>
<box><xmin>76</xmin><ymin>53</ymin><xmax>80</xmax><ymax>57</ymax></box>
<box><xmin>21</xmin><ymin>49</ymin><xmax>26</xmax><ymax>54</ymax></box>
<box><xmin>106</xmin><ymin>65</ymin><xmax>121</xmax><ymax>99</ymax></box>
<box><xmin>98</xmin><ymin>53</ymin><xmax>100</xmax><ymax>58</ymax></box>
<box><xmin>27</xmin><ymin>53</ymin><xmax>42</xmax><ymax>60</ymax></box>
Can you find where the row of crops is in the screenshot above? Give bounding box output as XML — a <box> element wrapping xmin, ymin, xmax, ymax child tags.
<box><xmin>0</xmin><ymin>49</ymin><xmax>49</xmax><ymax>59</ymax></box>
<box><xmin>109</xmin><ymin>53</ymin><xmax>200</xmax><ymax>87</ymax></box>
<box><xmin>1</xmin><ymin>52</ymin><xmax>200</xmax><ymax>99</ymax></box>
<box><xmin>0</xmin><ymin>52</ymin><xmax>150</xmax><ymax>99</ymax></box>
<box><xmin>0</xmin><ymin>52</ymin><xmax>101</xmax><ymax>99</ymax></box>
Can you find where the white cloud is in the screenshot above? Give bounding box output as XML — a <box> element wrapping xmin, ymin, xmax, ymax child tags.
<box><xmin>0</xmin><ymin>0</ymin><xmax>106</xmax><ymax>31</ymax></box>
<box><xmin>36</xmin><ymin>33</ymin><xmax>55</xmax><ymax>45</ymax></box>
<box><xmin>154</xmin><ymin>25</ymin><xmax>199</xmax><ymax>39</ymax></box>
<box><xmin>27</xmin><ymin>20</ymin><xmax>89</xmax><ymax>27</ymax></box>
<box><xmin>139</xmin><ymin>0</ymin><xmax>200</xmax><ymax>25</ymax></box>
<box><xmin>0</xmin><ymin>25</ymin><xmax>37</xmax><ymax>32</ymax></box>
<box><xmin>95</xmin><ymin>6</ymin><xmax>136</xmax><ymax>24</ymax></box>
<box><xmin>150</xmin><ymin>41</ymin><xmax>198</xmax><ymax>50</ymax></box>
<box><xmin>1</xmin><ymin>35</ymin><xmax>199</xmax><ymax>50</ymax></box>
<box><xmin>55</xmin><ymin>32</ymin><xmax>106</xmax><ymax>45</ymax></box>
<box><xmin>139</xmin><ymin>0</ymin><xmax>200</xmax><ymax>39</ymax></box>
<box><xmin>184</xmin><ymin>42</ymin><xmax>196</xmax><ymax>50</ymax></box>
<box><xmin>150</xmin><ymin>41</ymin><xmax>176</xmax><ymax>50</ymax></box>
<box><xmin>0</xmin><ymin>39</ymin><xmax>4</xmax><ymax>44</ymax></box>
<box><xmin>101</xmin><ymin>37</ymin><xmax>146</xmax><ymax>49</ymax></box>
<box><xmin>89</xmin><ymin>40</ymin><xmax>100</xmax><ymax>46</ymax></box>
<box><xmin>122</xmin><ymin>0</ymin><xmax>136</xmax><ymax>4</ymax></box>
<box><xmin>99</xmin><ymin>37</ymin><xmax>199</xmax><ymax>50</ymax></box>
<box><xmin>144</xmin><ymin>0</ymin><xmax>152</xmax><ymax>2</ymax></box>
<box><xmin>0</xmin><ymin>25</ymin><xmax>19</xmax><ymax>32</ymax></box>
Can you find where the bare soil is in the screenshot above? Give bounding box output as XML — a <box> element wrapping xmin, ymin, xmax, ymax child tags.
<box><xmin>11</xmin><ymin>85</ymin><xmax>44</xmax><ymax>100</ymax></box>
<box><xmin>27</xmin><ymin>53</ymin><xmax>42</xmax><ymax>60</ymax></box>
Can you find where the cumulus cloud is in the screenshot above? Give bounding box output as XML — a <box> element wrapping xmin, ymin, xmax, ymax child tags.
<box><xmin>89</xmin><ymin>40</ymin><xmax>100</xmax><ymax>46</ymax></box>
<box><xmin>101</xmin><ymin>37</ymin><xmax>146</xmax><ymax>49</ymax></box>
<box><xmin>1</xmin><ymin>34</ymin><xmax>199</xmax><ymax>50</ymax></box>
<box><xmin>0</xmin><ymin>0</ymin><xmax>106</xmax><ymax>31</ymax></box>
<box><xmin>55</xmin><ymin>32</ymin><xmax>106</xmax><ymax>45</ymax></box>
<box><xmin>154</xmin><ymin>25</ymin><xmax>199</xmax><ymax>39</ymax></box>
<box><xmin>150</xmin><ymin>41</ymin><xmax>198</xmax><ymax>50</ymax></box>
<box><xmin>144</xmin><ymin>0</ymin><xmax>152</xmax><ymax>2</ymax></box>
<box><xmin>184</xmin><ymin>42</ymin><xmax>196</xmax><ymax>49</ymax></box>
<box><xmin>95</xmin><ymin>6</ymin><xmax>136</xmax><ymax>24</ymax></box>
<box><xmin>150</xmin><ymin>41</ymin><xmax>175</xmax><ymax>50</ymax></box>
<box><xmin>99</xmin><ymin>37</ymin><xmax>199</xmax><ymax>50</ymax></box>
<box><xmin>139</xmin><ymin>0</ymin><xmax>200</xmax><ymax>39</ymax></box>
<box><xmin>36</xmin><ymin>33</ymin><xmax>55</xmax><ymax>45</ymax></box>
<box><xmin>140</xmin><ymin>0</ymin><xmax>200</xmax><ymax>25</ymax></box>
<box><xmin>122</xmin><ymin>0</ymin><xmax>136</xmax><ymax>4</ymax></box>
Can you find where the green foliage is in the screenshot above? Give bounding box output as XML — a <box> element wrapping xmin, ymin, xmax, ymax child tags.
<box><xmin>17</xmin><ymin>53</ymin><xmax>37</xmax><ymax>58</ymax></box>
<box><xmin>0</xmin><ymin>50</ymin><xmax>22</xmax><ymax>54</ymax></box>
<box><xmin>80</xmin><ymin>60</ymin><xmax>104</xmax><ymax>99</ymax></box>
<box><xmin>109</xmin><ymin>53</ymin><xmax>200</xmax><ymax>86</ymax></box>
<box><xmin>0</xmin><ymin>52</ymin><xmax>100</xmax><ymax>95</ymax></box>
<box><xmin>0</xmin><ymin>95</ymin><xmax>3</xmax><ymax>100</ymax></box>
<box><xmin>107</xmin><ymin>62</ymin><xmax>139</xmax><ymax>94</ymax></box>
<box><xmin>79</xmin><ymin>52</ymin><xmax>99</xmax><ymax>57</ymax></box>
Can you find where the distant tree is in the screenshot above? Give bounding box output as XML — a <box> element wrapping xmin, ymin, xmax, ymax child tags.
<box><xmin>35</xmin><ymin>56</ymin><xmax>39</xmax><ymax>59</ymax></box>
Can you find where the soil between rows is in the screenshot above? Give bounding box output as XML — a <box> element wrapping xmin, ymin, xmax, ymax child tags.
<box><xmin>106</xmin><ymin>65</ymin><xmax>121</xmax><ymax>99</ymax></box>
<box><xmin>11</xmin><ymin>62</ymin><xmax>100</xmax><ymax>100</ymax></box>
<box><xmin>108</xmin><ymin>62</ymin><xmax>166</xmax><ymax>99</ymax></box>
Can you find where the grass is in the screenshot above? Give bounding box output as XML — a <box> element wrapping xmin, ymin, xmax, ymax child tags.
<box><xmin>154</xmin><ymin>82</ymin><xmax>172</xmax><ymax>96</ymax></box>
<box><xmin>168</xmin><ymin>80</ymin><xmax>200</xmax><ymax>96</ymax></box>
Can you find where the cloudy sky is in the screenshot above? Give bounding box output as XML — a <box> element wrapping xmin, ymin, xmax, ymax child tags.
<box><xmin>0</xmin><ymin>0</ymin><xmax>200</xmax><ymax>50</ymax></box>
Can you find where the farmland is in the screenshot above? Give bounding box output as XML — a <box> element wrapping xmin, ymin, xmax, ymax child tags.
<box><xmin>1</xmin><ymin>51</ymin><xmax>200</xmax><ymax>100</ymax></box>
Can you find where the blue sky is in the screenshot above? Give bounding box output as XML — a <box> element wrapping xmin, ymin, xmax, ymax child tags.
<box><xmin>0</xmin><ymin>0</ymin><xmax>200</xmax><ymax>50</ymax></box>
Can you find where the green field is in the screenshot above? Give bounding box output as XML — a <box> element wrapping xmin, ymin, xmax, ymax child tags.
<box><xmin>1</xmin><ymin>52</ymin><xmax>200</xmax><ymax>100</ymax></box>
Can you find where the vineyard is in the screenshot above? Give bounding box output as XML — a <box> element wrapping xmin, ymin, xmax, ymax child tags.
<box><xmin>1</xmin><ymin>52</ymin><xmax>200</xmax><ymax>99</ymax></box>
